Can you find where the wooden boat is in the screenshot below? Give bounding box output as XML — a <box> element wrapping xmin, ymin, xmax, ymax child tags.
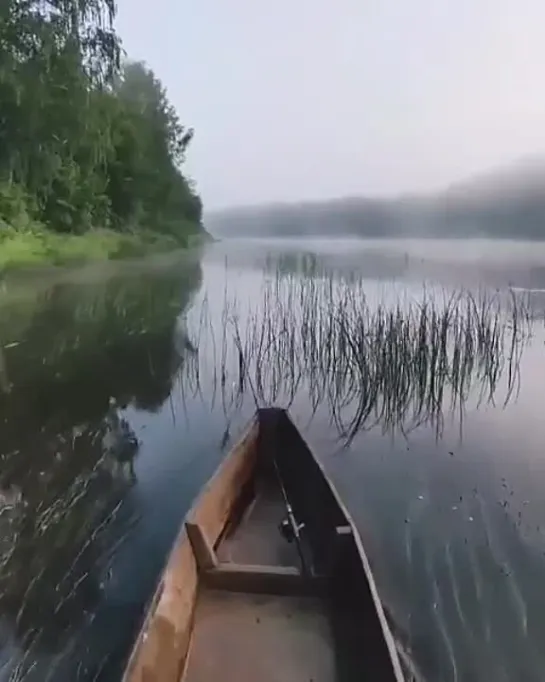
<box><xmin>122</xmin><ymin>408</ymin><xmax>405</xmax><ymax>682</ymax></box>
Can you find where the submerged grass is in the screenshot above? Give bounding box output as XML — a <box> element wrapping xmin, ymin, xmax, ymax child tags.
<box><xmin>184</xmin><ymin>267</ymin><xmax>533</xmax><ymax>443</ymax></box>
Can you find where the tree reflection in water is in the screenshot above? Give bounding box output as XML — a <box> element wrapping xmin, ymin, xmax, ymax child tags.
<box><xmin>0</xmin><ymin>257</ymin><xmax>202</xmax><ymax>676</ymax></box>
<box><xmin>0</xmin><ymin>255</ymin><xmax>536</xmax><ymax>680</ymax></box>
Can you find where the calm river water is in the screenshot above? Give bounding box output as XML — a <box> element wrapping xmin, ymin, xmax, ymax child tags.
<box><xmin>1</xmin><ymin>238</ymin><xmax>545</xmax><ymax>680</ymax></box>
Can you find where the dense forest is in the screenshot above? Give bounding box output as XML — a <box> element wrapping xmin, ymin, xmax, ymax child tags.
<box><xmin>207</xmin><ymin>157</ymin><xmax>545</xmax><ymax>240</ymax></box>
<box><xmin>0</xmin><ymin>0</ymin><xmax>204</xmax><ymax>265</ymax></box>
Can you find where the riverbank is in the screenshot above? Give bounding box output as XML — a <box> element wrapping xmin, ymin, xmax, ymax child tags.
<box><xmin>0</xmin><ymin>225</ymin><xmax>208</xmax><ymax>272</ymax></box>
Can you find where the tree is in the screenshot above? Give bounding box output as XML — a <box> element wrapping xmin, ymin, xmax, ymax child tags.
<box><xmin>106</xmin><ymin>61</ymin><xmax>202</xmax><ymax>238</ymax></box>
<box><xmin>0</xmin><ymin>3</ymin><xmax>202</xmax><ymax>242</ymax></box>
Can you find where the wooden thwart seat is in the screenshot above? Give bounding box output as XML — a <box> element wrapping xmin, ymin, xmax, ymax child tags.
<box><xmin>185</xmin><ymin>521</ymin><xmax>218</xmax><ymax>571</ymax></box>
<box><xmin>204</xmin><ymin>563</ymin><xmax>326</xmax><ymax>596</ymax></box>
<box><xmin>186</xmin><ymin>518</ymin><xmax>326</xmax><ymax>596</ymax></box>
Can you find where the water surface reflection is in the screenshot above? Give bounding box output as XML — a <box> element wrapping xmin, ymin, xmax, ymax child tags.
<box><xmin>0</xmin><ymin>240</ymin><xmax>544</xmax><ymax>681</ymax></box>
<box><xmin>0</xmin><ymin>255</ymin><xmax>209</xmax><ymax>679</ymax></box>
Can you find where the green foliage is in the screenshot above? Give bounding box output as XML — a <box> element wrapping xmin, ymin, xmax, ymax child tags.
<box><xmin>105</xmin><ymin>61</ymin><xmax>203</xmax><ymax>235</ymax></box>
<box><xmin>0</xmin><ymin>1</ymin><xmax>203</xmax><ymax>260</ymax></box>
<box><xmin>0</xmin><ymin>227</ymin><xmax>195</xmax><ymax>271</ymax></box>
<box><xmin>0</xmin><ymin>183</ymin><xmax>39</xmax><ymax>232</ymax></box>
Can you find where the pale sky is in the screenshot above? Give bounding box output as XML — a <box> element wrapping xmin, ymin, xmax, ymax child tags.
<box><xmin>116</xmin><ymin>0</ymin><xmax>545</xmax><ymax>209</ymax></box>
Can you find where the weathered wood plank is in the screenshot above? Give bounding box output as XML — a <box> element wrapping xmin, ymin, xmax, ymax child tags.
<box><xmin>123</xmin><ymin>530</ymin><xmax>198</xmax><ymax>682</ymax></box>
<box><xmin>186</xmin><ymin>522</ymin><xmax>218</xmax><ymax>570</ymax></box>
<box><xmin>123</xmin><ymin>420</ymin><xmax>259</xmax><ymax>682</ymax></box>
<box><xmin>186</xmin><ymin>422</ymin><xmax>259</xmax><ymax>549</ymax></box>
<box><xmin>203</xmin><ymin>563</ymin><xmax>326</xmax><ymax>596</ymax></box>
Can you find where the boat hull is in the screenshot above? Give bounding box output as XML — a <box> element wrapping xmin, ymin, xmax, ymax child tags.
<box><xmin>122</xmin><ymin>408</ymin><xmax>405</xmax><ymax>682</ymax></box>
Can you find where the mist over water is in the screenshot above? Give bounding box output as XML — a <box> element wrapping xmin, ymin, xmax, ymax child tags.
<box><xmin>0</xmin><ymin>238</ymin><xmax>544</xmax><ymax>680</ymax></box>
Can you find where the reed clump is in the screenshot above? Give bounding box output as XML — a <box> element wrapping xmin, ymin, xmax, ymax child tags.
<box><xmin>184</xmin><ymin>268</ymin><xmax>532</xmax><ymax>442</ymax></box>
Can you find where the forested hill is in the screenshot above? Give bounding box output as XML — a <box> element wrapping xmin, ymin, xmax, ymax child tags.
<box><xmin>207</xmin><ymin>158</ymin><xmax>545</xmax><ymax>240</ymax></box>
<box><xmin>0</xmin><ymin>1</ymin><xmax>204</xmax><ymax>265</ymax></box>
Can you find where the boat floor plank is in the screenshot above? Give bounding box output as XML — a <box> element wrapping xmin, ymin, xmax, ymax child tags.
<box><xmin>182</xmin><ymin>589</ymin><xmax>336</xmax><ymax>682</ymax></box>
<box><xmin>216</xmin><ymin>481</ymin><xmax>299</xmax><ymax>567</ymax></box>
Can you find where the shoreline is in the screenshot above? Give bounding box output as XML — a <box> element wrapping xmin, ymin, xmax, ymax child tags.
<box><xmin>0</xmin><ymin>227</ymin><xmax>209</xmax><ymax>272</ymax></box>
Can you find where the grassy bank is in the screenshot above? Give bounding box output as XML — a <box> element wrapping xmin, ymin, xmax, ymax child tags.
<box><xmin>0</xmin><ymin>224</ymin><xmax>206</xmax><ymax>272</ymax></box>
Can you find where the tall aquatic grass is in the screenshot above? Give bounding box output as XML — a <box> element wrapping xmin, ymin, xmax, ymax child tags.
<box><xmin>182</xmin><ymin>268</ymin><xmax>533</xmax><ymax>443</ymax></box>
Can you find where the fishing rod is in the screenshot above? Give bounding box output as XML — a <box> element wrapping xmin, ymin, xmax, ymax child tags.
<box><xmin>272</xmin><ymin>456</ymin><xmax>311</xmax><ymax>578</ymax></box>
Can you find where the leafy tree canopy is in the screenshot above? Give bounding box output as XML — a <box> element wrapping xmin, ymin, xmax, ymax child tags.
<box><xmin>0</xmin><ymin>0</ymin><xmax>203</xmax><ymax>243</ymax></box>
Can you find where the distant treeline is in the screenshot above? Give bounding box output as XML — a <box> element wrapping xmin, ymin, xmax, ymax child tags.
<box><xmin>0</xmin><ymin>1</ymin><xmax>203</xmax><ymax>244</ymax></box>
<box><xmin>207</xmin><ymin>162</ymin><xmax>545</xmax><ymax>240</ymax></box>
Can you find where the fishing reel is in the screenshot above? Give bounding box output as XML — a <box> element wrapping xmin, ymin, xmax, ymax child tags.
<box><xmin>279</xmin><ymin>517</ymin><xmax>305</xmax><ymax>543</ymax></box>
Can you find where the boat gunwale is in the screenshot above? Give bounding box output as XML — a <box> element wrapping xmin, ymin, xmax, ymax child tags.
<box><xmin>270</xmin><ymin>411</ymin><xmax>406</xmax><ymax>682</ymax></box>
<box><xmin>121</xmin><ymin>416</ymin><xmax>259</xmax><ymax>682</ymax></box>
